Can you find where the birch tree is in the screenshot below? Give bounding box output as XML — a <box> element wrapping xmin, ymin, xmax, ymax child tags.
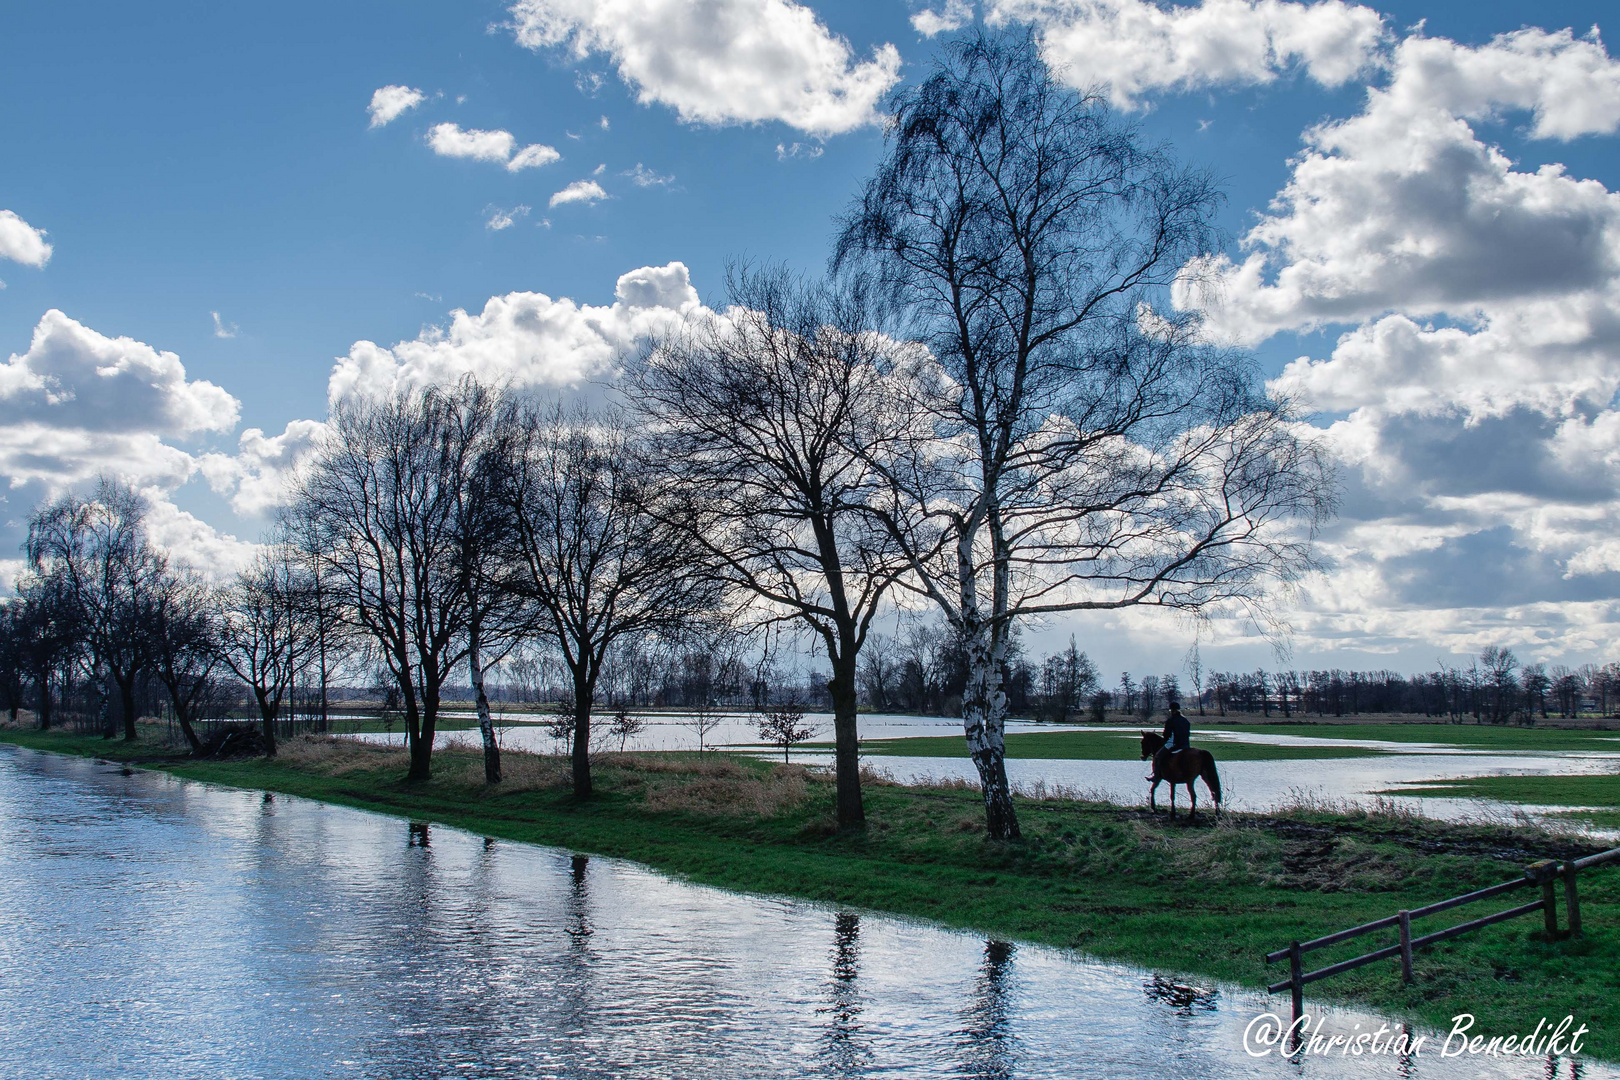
<box><xmin>834</xmin><ymin>31</ymin><xmax>1333</xmax><ymax>839</ymax></box>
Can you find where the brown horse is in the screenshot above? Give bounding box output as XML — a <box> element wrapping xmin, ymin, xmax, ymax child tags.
<box><xmin>1140</xmin><ymin>731</ymin><xmax>1223</xmax><ymax>820</ymax></box>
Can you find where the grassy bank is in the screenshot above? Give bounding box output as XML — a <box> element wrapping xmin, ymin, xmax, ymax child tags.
<box><xmin>4</xmin><ymin>725</ymin><xmax>1618</xmax><ymax>1058</ymax></box>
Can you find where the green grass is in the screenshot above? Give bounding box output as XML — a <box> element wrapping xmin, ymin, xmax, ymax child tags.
<box><xmin>1383</xmin><ymin>772</ymin><xmax>1620</xmax><ymax>807</ymax></box>
<box><xmin>847</xmin><ymin>728</ymin><xmax>1389</xmax><ymax>761</ymax></box>
<box><xmin>1212</xmin><ymin>721</ymin><xmax>1620</xmax><ymax>753</ymax></box>
<box><xmin>5</xmin><ymin>724</ymin><xmax>1619</xmax><ymax>1060</ymax></box>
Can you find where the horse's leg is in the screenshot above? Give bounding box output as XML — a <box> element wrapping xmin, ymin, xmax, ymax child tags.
<box><xmin>1169</xmin><ymin>783</ymin><xmax>1176</xmax><ymax>819</ymax></box>
<box><xmin>1148</xmin><ymin>778</ymin><xmax>1159</xmax><ymax>813</ymax></box>
<box><xmin>1188</xmin><ymin>782</ymin><xmax>1197</xmax><ymax>821</ymax></box>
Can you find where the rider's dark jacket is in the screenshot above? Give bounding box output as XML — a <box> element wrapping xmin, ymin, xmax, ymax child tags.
<box><xmin>1160</xmin><ymin>712</ymin><xmax>1191</xmax><ymax>753</ymax></box>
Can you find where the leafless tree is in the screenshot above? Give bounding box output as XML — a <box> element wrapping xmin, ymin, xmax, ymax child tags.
<box><xmin>607</xmin><ymin>706</ymin><xmax>646</xmax><ymax>751</ymax></box>
<box><xmin>292</xmin><ymin>384</ymin><xmax>496</xmax><ymax>780</ymax></box>
<box><xmin>25</xmin><ymin>478</ymin><xmax>164</xmax><ymax>740</ymax></box>
<box><xmin>504</xmin><ymin>404</ymin><xmax>722</xmax><ymax>797</ymax></box>
<box><xmin>635</xmin><ymin>268</ymin><xmax>909</xmax><ymax>828</ymax></box>
<box><xmin>11</xmin><ymin>572</ymin><xmax>82</xmax><ymax>729</ymax></box>
<box><xmin>436</xmin><ymin>379</ymin><xmax>526</xmax><ymax>783</ymax></box>
<box><xmin>756</xmin><ymin>701</ymin><xmax>816</xmax><ymax>762</ymax></box>
<box><xmin>215</xmin><ymin>547</ymin><xmax>318</xmax><ymax>754</ymax></box>
<box><xmin>858</xmin><ymin>631</ymin><xmax>898</xmax><ymax>711</ymax></box>
<box><xmin>149</xmin><ymin>565</ymin><xmax>226</xmax><ymax>754</ymax></box>
<box><xmin>1184</xmin><ymin>644</ymin><xmax>1205</xmax><ymax>716</ymax></box>
<box><xmin>833</xmin><ymin>31</ymin><xmax>1333</xmax><ymax>839</ymax></box>
<box><xmin>687</xmin><ymin>699</ymin><xmax>724</xmax><ymax>753</ymax></box>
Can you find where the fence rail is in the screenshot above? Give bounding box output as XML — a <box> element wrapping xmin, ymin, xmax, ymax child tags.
<box><xmin>1265</xmin><ymin>846</ymin><xmax>1620</xmax><ymax>1023</ymax></box>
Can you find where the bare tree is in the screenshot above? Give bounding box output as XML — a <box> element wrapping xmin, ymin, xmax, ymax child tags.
<box><xmin>0</xmin><ymin>604</ymin><xmax>23</xmax><ymax>724</ymax></box>
<box><xmin>149</xmin><ymin>566</ymin><xmax>225</xmax><ymax>754</ymax></box>
<box><xmin>12</xmin><ymin>572</ymin><xmax>82</xmax><ymax>729</ymax></box>
<box><xmin>293</xmin><ymin>385</ymin><xmax>488</xmax><ymax>781</ymax></box>
<box><xmin>436</xmin><ymin>379</ymin><xmax>525</xmax><ymax>783</ymax></box>
<box><xmin>636</xmin><ymin>268</ymin><xmax>909</xmax><ymax>828</ymax></box>
<box><xmin>858</xmin><ymin>631</ymin><xmax>898</xmax><ymax>711</ymax></box>
<box><xmin>687</xmin><ymin>699</ymin><xmax>724</xmax><ymax>753</ymax></box>
<box><xmin>607</xmin><ymin>706</ymin><xmax>646</xmax><ymax>751</ymax></box>
<box><xmin>215</xmin><ymin>547</ymin><xmax>317</xmax><ymax>754</ymax></box>
<box><xmin>833</xmin><ymin>31</ymin><xmax>1332</xmax><ymax>839</ymax></box>
<box><xmin>25</xmin><ymin>478</ymin><xmax>164</xmax><ymax>740</ymax></box>
<box><xmin>757</xmin><ymin>701</ymin><xmax>816</xmax><ymax>762</ymax></box>
<box><xmin>1185</xmin><ymin>644</ymin><xmax>1206</xmax><ymax>716</ymax></box>
<box><xmin>504</xmin><ymin>404</ymin><xmax>721</xmax><ymax>798</ymax></box>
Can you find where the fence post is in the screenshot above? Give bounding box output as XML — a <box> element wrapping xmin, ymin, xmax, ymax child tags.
<box><xmin>1527</xmin><ymin>860</ymin><xmax>1560</xmax><ymax>938</ymax></box>
<box><xmin>1564</xmin><ymin>862</ymin><xmax>1582</xmax><ymax>937</ymax></box>
<box><xmin>1397</xmin><ymin>910</ymin><xmax>1414</xmax><ymax>983</ymax></box>
<box><xmin>1288</xmin><ymin>940</ymin><xmax>1304</xmax><ymax>1028</ymax></box>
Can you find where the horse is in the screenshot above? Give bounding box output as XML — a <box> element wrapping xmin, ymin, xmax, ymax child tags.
<box><xmin>1140</xmin><ymin>730</ymin><xmax>1223</xmax><ymax>820</ymax></box>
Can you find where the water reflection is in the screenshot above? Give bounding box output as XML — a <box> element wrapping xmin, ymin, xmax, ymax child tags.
<box><xmin>958</xmin><ymin>940</ymin><xmax>1018</xmax><ymax>1080</ymax></box>
<box><xmin>0</xmin><ymin>746</ymin><xmax>1608</xmax><ymax>1080</ymax></box>
<box><xmin>1142</xmin><ymin>974</ymin><xmax>1220</xmax><ymax>1015</ymax></box>
<box><xmin>820</xmin><ymin>912</ymin><xmax>870</xmax><ymax>1075</ymax></box>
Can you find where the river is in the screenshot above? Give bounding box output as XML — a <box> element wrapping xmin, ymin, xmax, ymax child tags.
<box><xmin>0</xmin><ymin>746</ymin><xmax>1606</xmax><ymax>1079</ymax></box>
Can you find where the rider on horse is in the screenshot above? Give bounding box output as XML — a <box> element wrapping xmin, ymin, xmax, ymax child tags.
<box><xmin>1148</xmin><ymin>702</ymin><xmax>1191</xmax><ymax>780</ymax></box>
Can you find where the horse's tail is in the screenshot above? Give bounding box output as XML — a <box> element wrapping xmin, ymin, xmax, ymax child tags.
<box><xmin>1202</xmin><ymin>752</ymin><xmax>1222</xmax><ymax>810</ymax></box>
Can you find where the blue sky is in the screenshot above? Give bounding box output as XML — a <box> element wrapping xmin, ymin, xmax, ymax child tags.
<box><xmin>5</xmin><ymin>0</ymin><xmax>1620</xmax><ymax>679</ymax></box>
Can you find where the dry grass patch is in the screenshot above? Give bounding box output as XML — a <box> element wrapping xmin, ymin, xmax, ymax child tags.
<box><xmin>278</xmin><ymin>735</ymin><xmax>408</xmax><ymax>776</ymax></box>
<box><xmin>640</xmin><ymin>761</ymin><xmax>810</xmax><ymax>818</ymax></box>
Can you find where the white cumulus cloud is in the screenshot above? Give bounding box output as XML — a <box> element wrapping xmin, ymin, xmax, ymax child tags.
<box><xmin>485</xmin><ymin>204</ymin><xmax>531</xmax><ymax>230</ymax></box>
<box><xmin>988</xmin><ymin>0</ymin><xmax>1387</xmax><ymax>107</ymax></box>
<box><xmin>549</xmin><ymin>179</ymin><xmax>608</xmax><ymax>207</ymax></box>
<box><xmin>428</xmin><ymin>122</ymin><xmax>559</xmax><ymax>171</ymax></box>
<box><xmin>0</xmin><ymin>210</ymin><xmax>52</xmax><ymax>268</ymax></box>
<box><xmin>327</xmin><ymin>262</ymin><xmax>703</xmax><ymax>401</ymax></box>
<box><xmin>1</xmin><ymin>310</ymin><xmax>239</xmax><ymax>437</ymax></box>
<box><xmin>912</xmin><ymin>0</ymin><xmax>974</xmax><ymax>35</ymax></box>
<box><xmin>506</xmin><ymin>0</ymin><xmax>901</xmax><ymax>136</ymax></box>
<box><xmin>1161</xmin><ymin>24</ymin><xmax>1620</xmax><ymax>660</ymax></box>
<box><xmin>368</xmin><ymin>85</ymin><xmax>426</xmax><ymax>127</ymax></box>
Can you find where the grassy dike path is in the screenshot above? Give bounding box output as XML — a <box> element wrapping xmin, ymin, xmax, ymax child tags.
<box><xmin>6</xmin><ymin>725</ymin><xmax>1619</xmax><ymax>1058</ymax></box>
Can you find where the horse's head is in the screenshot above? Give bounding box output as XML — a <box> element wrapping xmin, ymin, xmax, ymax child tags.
<box><xmin>1140</xmin><ymin>730</ymin><xmax>1163</xmax><ymax>760</ymax></box>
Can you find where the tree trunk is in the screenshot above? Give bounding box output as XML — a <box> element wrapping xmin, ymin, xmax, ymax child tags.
<box><xmin>97</xmin><ymin>669</ymin><xmax>114</xmax><ymax>739</ymax></box>
<box><xmin>36</xmin><ymin>674</ymin><xmax>52</xmax><ymax>729</ymax></box>
<box><xmin>961</xmin><ymin>620</ymin><xmax>1019</xmax><ymax>841</ymax></box>
<box><xmin>399</xmin><ymin>658</ymin><xmax>430</xmax><ymax>782</ymax></box>
<box><xmin>468</xmin><ymin>617</ymin><xmax>501</xmax><ymax>783</ymax></box>
<box><xmin>119</xmin><ymin>677</ymin><xmax>138</xmax><ymax>741</ymax></box>
<box><xmin>176</xmin><ymin>712</ymin><xmax>203</xmax><ymax>755</ymax></box>
<box><xmin>412</xmin><ymin>685</ymin><xmax>441</xmax><ymax>783</ymax></box>
<box><xmin>571</xmin><ymin>669</ymin><xmax>594</xmax><ymax>799</ymax></box>
<box><xmin>256</xmin><ymin>690</ymin><xmax>278</xmax><ymax>756</ymax></box>
<box><xmin>827</xmin><ymin>654</ymin><xmax>865</xmax><ymax>829</ymax></box>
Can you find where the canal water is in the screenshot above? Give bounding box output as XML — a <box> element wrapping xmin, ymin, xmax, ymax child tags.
<box><xmin>0</xmin><ymin>746</ymin><xmax>1606</xmax><ymax>1080</ymax></box>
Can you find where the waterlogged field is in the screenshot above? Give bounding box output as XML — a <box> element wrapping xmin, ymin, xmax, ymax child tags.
<box><xmin>361</xmin><ymin>712</ymin><xmax>1620</xmax><ymax>834</ymax></box>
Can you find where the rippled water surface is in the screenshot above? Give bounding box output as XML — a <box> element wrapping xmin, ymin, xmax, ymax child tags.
<box><xmin>0</xmin><ymin>747</ymin><xmax>1607</xmax><ymax>1079</ymax></box>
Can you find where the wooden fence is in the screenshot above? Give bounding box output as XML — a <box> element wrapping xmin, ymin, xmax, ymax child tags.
<box><xmin>1266</xmin><ymin>846</ymin><xmax>1620</xmax><ymax>1023</ymax></box>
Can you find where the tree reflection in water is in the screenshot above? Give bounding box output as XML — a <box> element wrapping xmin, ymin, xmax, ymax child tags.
<box><xmin>957</xmin><ymin>940</ymin><xmax>1018</xmax><ymax>1080</ymax></box>
<box><xmin>820</xmin><ymin>912</ymin><xmax>871</xmax><ymax>1075</ymax></box>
